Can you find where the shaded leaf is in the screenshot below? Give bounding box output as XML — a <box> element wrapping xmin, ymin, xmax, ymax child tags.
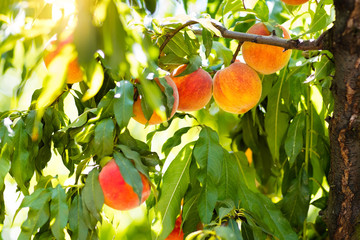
<box><xmin>114</xmin><ymin>80</ymin><xmax>134</xmax><ymax>129</ymax></box>
<box><xmin>114</xmin><ymin>151</ymin><xmax>143</xmax><ymax>202</ymax></box>
<box><xmin>285</xmin><ymin>112</ymin><xmax>305</xmax><ymax>166</ymax></box>
<box><xmin>82</xmin><ymin>168</ymin><xmax>104</xmax><ymax>222</ymax></box>
<box><xmin>94</xmin><ymin>118</ymin><xmax>114</xmax><ymax>157</ymax></box>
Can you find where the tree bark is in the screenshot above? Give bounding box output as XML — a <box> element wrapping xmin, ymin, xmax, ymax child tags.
<box><xmin>323</xmin><ymin>0</ymin><xmax>360</xmax><ymax>239</ymax></box>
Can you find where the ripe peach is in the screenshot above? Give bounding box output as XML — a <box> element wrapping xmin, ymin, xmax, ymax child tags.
<box><xmin>170</xmin><ymin>65</ymin><xmax>212</xmax><ymax>111</ymax></box>
<box><xmin>44</xmin><ymin>35</ymin><xmax>83</xmax><ymax>84</ymax></box>
<box><xmin>242</xmin><ymin>23</ymin><xmax>292</xmax><ymax>75</ymax></box>
<box><xmin>98</xmin><ymin>159</ymin><xmax>151</xmax><ymax>211</ymax></box>
<box><xmin>213</xmin><ymin>62</ymin><xmax>261</xmax><ymax>114</ymax></box>
<box><xmin>166</xmin><ymin>216</ymin><xmax>184</xmax><ymax>240</ymax></box>
<box><xmin>281</xmin><ymin>0</ymin><xmax>309</xmax><ymax>5</ymax></box>
<box><xmin>132</xmin><ymin>76</ymin><xmax>179</xmax><ymax>125</ymax></box>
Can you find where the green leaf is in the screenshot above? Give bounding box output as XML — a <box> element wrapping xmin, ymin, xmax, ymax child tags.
<box><xmin>101</xmin><ymin>0</ymin><xmax>128</xmax><ymax>73</ymax></box>
<box><xmin>212</xmin><ymin>42</ymin><xmax>233</xmax><ymax>67</ymax></box>
<box><xmin>113</xmin><ymin>80</ymin><xmax>134</xmax><ymax>129</ymax></box>
<box><xmin>307</xmin><ymin>4</ymin><xmax>334</xmax><ymax>34</ymax></box>
<box><xmin>314</xmin><ymin>54</ymin><xmax>334</xmax><ymax>80</ymax></box>
<box><xmin>214</xmin><ymin>225</ymin><xmax>239</xmax><ymax>240</ymax></box>
<box><xmin>174</xmin><ymin>55</ymin><xmax>202</xmax><ymax>77</ymax></box>
<box><xmin>114</xmin><ymin>151</ymin><xmax>143</xmax><ymax>202</ymax></box>
<box><xmin>116</xmin><ymin>144</ymin><xmax>148</xmax><ymax>178</ymax></box>
<box><xmin>228</xmin><ymin>219</ymin><xmax>243</xmax><ymax>240</ymax></box>
<box><xmin>265</xmin><ymin>71</ymin><xmax>291</xmax><ymax>163</ymax></box>
<box><xmin>280</xmin><ymin>167</ymin><xmax>310</xmax><ymax>230</ymax></box>
<box><xmin>254</xmin><ymin>0</ymin><xmax>269</xmax><ymax>22</ymax></box>
<box><xmin>159</xmin><ymin>53</ymin><xmax>189</xmax><ymax>66</ymax></box>
<box><xmin>193</xmin><ymin>126</ymin><xmax>224</xmax><ymax>223</ymax></box>
<box><xmin>94</xmin><ymin>118</ymin><xmax>115</xmax><ymax>157</ymax></box>
<box><xmin>160</xmin><ymin>32</ymin><xmax>191</xmax><ymax>58</ymax></box>
<box><xmin>50</xmin><ymin>185</ymin><xmax>69</xmax><ymax>240</ymax></box>
<box><xmin>154</xmin><ymin>143</ymin><xmax>193</xmax><ymax>240</ymax></box>
<box><xmin>218</xmin><ymin>151</ymin><xmax>240</xmax><ymax>203</ymax></box>
<box><xmin>159</xmin><ymin>77</ymin><xmax>175</xmax><ymax>118</ymax></box>
<box><xmin>0</xmin><ymin>143</ymin><xmax>11</xmax><ymax>191</ymax></box>
<box><xmin>197</xmin><ymin>181</ymin><xmax>218</xmax><ymax>224</ymax></box>
<box><xmin>69</xmin><ymin>195</ymin><xmax>89</xmax><ymax>240</ymax></box>
<box><xmin>10</xmin><ymin>119</ymin><xmax>34</xmax><ymax>195</ymax></box>
<box><xmin>194</xmin><ymin>126</ymin><xmax>224</xmax><ymax>184</ymax></box>
<box><xmin>82</xmin><ymin>168</ymin><xmax>104</xmax><ymax>222</ymax></box>
<box><xmin>285</xmin><ymin>112</ymin><xmax>305</xmax><ymax>166</ymax></box>
<box><xmin>184</xmin><ymin>30</ymin><xmax>200</xmax><ymax>55</ymax></box>
<box><xmin>162</xmin><ymin>127</ymin><xmax>192</xmax><ymax>157</ymax></box>
<box><xmin>202</xmin><ymin>28</ymin><xmax>213</xmax><ymax>58</ymax></box>
<box><xmin>144</xmin><ymin>0</ymin><xmax>157</xmax><ymax>13</ymax></box>
<box><xmin>238</xmin><ymin>187</ymin><xmax>298</xmax><ymax>240</ymax></box>
<box><xmin>97</xmin><ymin>90</ymin><xmax>115</xmax><ymax>119</ymax></box>
<box><xmin>18</xmin><ymin>188</ymin><xmax>52</xmax><ymax>240</ymax></box>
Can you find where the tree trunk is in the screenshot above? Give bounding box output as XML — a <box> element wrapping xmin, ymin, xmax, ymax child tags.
<box><xmin>323</xmin><ymin>0</ymin><xmax>360</xmax><ymax>239</ymax></box>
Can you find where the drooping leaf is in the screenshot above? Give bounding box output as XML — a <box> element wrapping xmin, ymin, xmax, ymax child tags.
<box><xmin>161</xmin><ymin>127</ymin><xmax>192</xmax><ymax>157</ymax></box>
<box><xmin>285</xmin><ymin>112</ymin><xmax>305</xmax><ymax>166</ymax></box>
<box><xmin>202</xmin><ymin>28</ymin><xmax>213</xmax><ymax>58</ymax></box>
<box><xmin>265</xmin><ymin>70</ymin><xmax>291</xmax><ymax>163</ymax></box>
<box><xmin>69</xmin><ymin>195</ymin><xmax>89</xmax><ymax>240</ymax></box>
<box><xmin>212</xmin><ymin>42</ymin><xmax>233</xmax><ymax>67</ymax></box>
<box><xmin>114</xmin><ymin>151</ymin><xmax>143</xmax><ymax>202</ymax></box>
<box><xmin>238</xmin><ymin>186</ymin><xmax>298</xmax><ymax>240</ymax></box>
<box><xmin>94</xmin><ymin>118</ymin><xmax>115</xmax><ymax>157</ymax></box>
<box><xmin>50</xmin><ymin>185</ymin><xmax>69</xmax><ymax>240</ymax></box>
<box><xmin>113</xmin><ymin>80</ymin><xmax>134</xmax><ymax>129</ymax></box>
<box><xmin>154</xmin><ymin>143</ymin><xmax>193</xmax><ymax>240</ymax></box>
<box><xmin>18</xmin><ymin>188</ymin><xmax>52</xmax><ymax>240</ymax></box>
<box><xmin>82</xmin><ymin>168</ymin><xmax>104</xmax><ymax>222</ymax></box>
<box><xmin>10</xmin><ymin>118</ymin><xmax>34</xmax><ymax>194</ymax></box>
<box><xmin>280</xmin><ymin>167</ymin><xmax>310</xmax><ymax>230</ymax></box>
<box><xmin>193</xmin><ymin>126</ymin><xmax>224</xmax><ymax>223</ymax></box>
<box><xmin>159</xmin><ymin>77</ymin><xmax>175</xmax><ymax>118</ymax></box>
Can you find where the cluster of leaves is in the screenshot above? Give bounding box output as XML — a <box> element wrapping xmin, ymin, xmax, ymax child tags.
<box><xmin>0</xmin><ymin>0</ymin><xmax>335</xmax><ymax>239</ymax></box>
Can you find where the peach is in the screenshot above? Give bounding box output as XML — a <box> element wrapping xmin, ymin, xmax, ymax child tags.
<box><xmin>98</xmin><ymin>159</ymin><xmax>151</xmax><ymax>211</ymax></box>
<box><xmin>281</xmin><ymin>0</ymin><xmax>309</xmax><ymax>5</ymax></box>
<box><xmin>132</xmin><ymin>76</ymin><xmax>179</xmax><ymax>125</ymax></box>
<box><xmin>44</xmin><ymin>35</ymin><xmax>83</xmax><ymax>84</ymax></box>
<box><xmin>213</xmin><ymin>62</ymin><xmax>261</xmax><ymax>114</ymax></box>
<box><xmin>242</xmin><ymin>23</ymin><xmax>292</xmax><ymax>75</ymax></box>
<box><xmin>170</xmin><ymin>65</ymin><xmax>212</xmax><ymax>111</ymax></box>
<box><xmin>166</xmin><ymin>216</ymin><xmax>184</xmax><ymax>240</ymax></box>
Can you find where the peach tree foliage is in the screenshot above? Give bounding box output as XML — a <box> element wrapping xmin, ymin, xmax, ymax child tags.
<box><xmin>0</xmin><ymin>0</ymin><xmax>334</xmax><ymax>239</ymax></box>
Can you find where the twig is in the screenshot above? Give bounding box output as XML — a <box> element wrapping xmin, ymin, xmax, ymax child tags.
<box><xmin>231</xmin><ymin>41</ymin><xmax>243</xmax><ymax>64</ymax></box>
<box><xmin>158</xmin><ymin>20</ymin><xmax>329</xmax><ymax>61</ymax></box>
<box><xmin>158</xmin><ymin>20</ymin><xmax>199</xmax><ymax>58</ymax></box>
<box><xmin>210</xmin><ymin>21</ymin><xmax>328</xmax><ymax>51</ymax></box>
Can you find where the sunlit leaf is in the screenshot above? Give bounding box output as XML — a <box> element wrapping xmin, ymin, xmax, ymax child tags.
<box><xmin>154</xmin><ymin>143</ymin><xmax>193</xmax><ymax>240</ymax></box>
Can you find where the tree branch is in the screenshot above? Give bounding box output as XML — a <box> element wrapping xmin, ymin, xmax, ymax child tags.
<box><xmin>210</xmin><ymin>21</ymin><xmax>328</xmax><ymax>51</ymax></box>
<box><xmin>158</xmin><ymin>20</ymin><xmax>330</xmax><ymax>56</ymax></box>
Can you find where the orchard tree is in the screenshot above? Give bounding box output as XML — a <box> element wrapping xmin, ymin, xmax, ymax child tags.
<box><xmin>0</xmin><ymin>0</ymin><xmax>359</xmax><ymax>239</ymax></box>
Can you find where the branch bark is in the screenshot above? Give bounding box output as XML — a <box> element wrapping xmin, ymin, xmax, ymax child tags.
<box><xmin>322</xmin><ymin>0</ymin><xmax>360</xmax><ymax>239</ymax></box>
<box><xmin>159</xmin><ymin>20</ymin><xmax>330</xmax><ymax>57</ymax></box>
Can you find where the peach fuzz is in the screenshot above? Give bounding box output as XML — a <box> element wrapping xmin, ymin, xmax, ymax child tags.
<box><xmin>171</xmin><ymin>65</ymin><xmax>213</xmax><ymax>111</ymax></box>
<box><xmin>98</xmin><ymin>159</ymin><xmax>151</xmax><ymax>211</ymax></box>
<box><xmin>132</xmin><ymin>76</ymin><xmax>179</xmax><ymax>125</ymax></box>
<box><xmin>44</xmin><ymin>35</ymin><xmax>83</xmax><ymax>84</ymax></box>
<box><xmin>213</xmin><ymin>62</ymin><xmax>262</xmax><ymax>114</ymax></box>
<box><xmin>281</xmin><ymin>0</ymin><xmax>310</xmax><ymax>5</ymax></box>
<box><xmin>242</xmin><ymin>23</ymin><xmax>292</xmax><ymax>75</ymax></box>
